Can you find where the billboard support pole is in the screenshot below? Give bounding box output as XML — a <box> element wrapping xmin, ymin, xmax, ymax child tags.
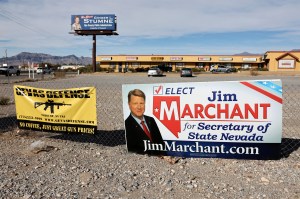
<box><xmin>69</xmin><ymin>15</ymin><xmax>118</xmax><ymax>73</ymax></box>
<box><xmin>93</xmin><ymin>35</ymin><xmax>96</xmax><ymax>72</ymax></box>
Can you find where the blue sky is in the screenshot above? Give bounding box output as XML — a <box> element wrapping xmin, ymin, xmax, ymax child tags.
<box><xmin>0</xmin><ymin>0</ymin><xmax>300</xmax><ymax>57</ymax></box>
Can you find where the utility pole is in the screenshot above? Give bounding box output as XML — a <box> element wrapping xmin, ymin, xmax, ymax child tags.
<box><xmin>5</xmin><ymin>49</ymin><xmax>7</xmax><ymax>65</ymax></box>
<box><xmin>93</xmin><ymin>35</ymin><xmax>96</xmax><ymax>72</ymax></box>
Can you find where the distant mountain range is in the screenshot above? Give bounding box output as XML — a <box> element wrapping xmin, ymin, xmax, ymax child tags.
<box><xmin>0</xmin><ymin>52</ymin><xmax>92</xmax><ymax>66</ymax></box>
<box><xmin>1</xmin><ymin>51</ymin><xmax>268</xmax><ymax>67</ymax></box>
<box><xmin>233</xmin><ymin>52</ymin><xmax>263</xmax><ymax>56</ymax></box>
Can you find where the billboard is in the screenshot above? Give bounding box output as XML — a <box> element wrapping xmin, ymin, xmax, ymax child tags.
<box><xmin>14</xmin><ymin>85</ymin><xmax>97</xmax><ymax>134</ymax></box>
<box><xmin>71</xmin><ymin>14</ymin><xmax>116</xmax><ymax>31</ymax></box>
<box><xmin>122</xmin><ymin>80</ymin><xmax>282</xmax><ymax>159</ymax></box>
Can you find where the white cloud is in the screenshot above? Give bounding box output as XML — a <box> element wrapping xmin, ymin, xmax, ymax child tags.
<box><xmin>0</xmin><ymin>0</ymin><xmax>299</xmax><ymax>56</ymax></box>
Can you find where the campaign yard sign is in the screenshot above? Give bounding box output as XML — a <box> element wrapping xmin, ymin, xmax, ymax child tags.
<box><xmin>14</xmin><ymin>85</ymin><xmax>97</xmax><ymax>134</ymax></box>
<box><xmin>71</xmin><ymin>14</ymin><xmax>116</xmax><ymax>31</ymax></box>
<box><xmin>122</xmin><ymin>80</ymin><xmax>282</xmax><ymax>159</ymax></box>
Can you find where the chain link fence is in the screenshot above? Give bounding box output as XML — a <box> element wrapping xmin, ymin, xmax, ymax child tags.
<box><xmin>0</xmin><ymin>73</ymin><xmax>299</xmax><ymax>157</ymax></box>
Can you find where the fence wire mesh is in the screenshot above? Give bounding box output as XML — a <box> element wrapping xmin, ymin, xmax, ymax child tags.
<box><xmin>0</xmin><ymin>73</ymin><xmax>299</xmax><ymax>157</ymax></box>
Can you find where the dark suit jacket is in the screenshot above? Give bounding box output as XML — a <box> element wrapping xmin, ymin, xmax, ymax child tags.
<box><xmin>125</xmin><ymin>114</ymin><xmax>165</xmax><ymax>155</ymax></box>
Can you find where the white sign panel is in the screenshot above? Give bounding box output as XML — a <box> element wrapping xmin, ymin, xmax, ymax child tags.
<box><xmin>170</xmin><ymin>57</ymin><xmax>183</xmax><ymax>61</ymax></box>
<box><xmin>101</xmin><ymin>57</ymin><xmax>112</xmax><ymax>61</ymax></box>
<box><xmin>198</xmin><ymin>57</ymin><xmax>211</xmax><ymax>61</ymax></box>
<box><xmin>219</xmin><ymin>57</ymin><xmax>233</xmax><ymax>61</ymax></box>
<box><xmin>243</xmin><ymin>58</ymin><xmax>257</xmax><ymax>62</ymax></box>
<box><xmin>122</xmin><ymin>80</ymin><xmax>282</xmax><ymax>159</ymax></box>
<box><xmin>126</xmin><ymin>57</ymin><xmax>138</xmax><ymax>61</ymax></box>
<box><xmin>278</xmin><ymin>60</ymin><xmax>295</xmax><ymax>68</ymax></box>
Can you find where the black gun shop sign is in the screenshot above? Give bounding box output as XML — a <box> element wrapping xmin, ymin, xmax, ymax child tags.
<box><xmin>14</xmin><ymin>85</ymin><xmax>97</xmax><ymax>134</ymax></box>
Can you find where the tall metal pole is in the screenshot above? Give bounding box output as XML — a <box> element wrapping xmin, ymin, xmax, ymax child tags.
<box><xmin>5</xmin><ymin>49</ymin><xmax>7</xmax><ymax>65</ymax></box>
<box><xmin>93</xmin><ymin>35</ymin><xmax>96</xmax><ymax>72</ymax></box>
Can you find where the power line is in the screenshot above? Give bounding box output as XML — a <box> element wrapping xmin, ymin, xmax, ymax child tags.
<box><xmin>0</xmin><ymin>7</ymin><xmax>53</xmax><ymax>37</ymax></box>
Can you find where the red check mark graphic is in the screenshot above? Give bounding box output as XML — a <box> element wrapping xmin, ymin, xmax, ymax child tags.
<box><xmin>155</xmin><ymin>86</ymin><xmax>162</xmax><ymax>94</ymax></box>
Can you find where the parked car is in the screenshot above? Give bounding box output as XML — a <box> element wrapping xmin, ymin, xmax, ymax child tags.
<box><xmin>180</xmin><ymin>68</ymin><xmax>193</xmax><ymax>77</ymax></box>
<box><xmin>228</xmin><ymin>67</ymin><xmax>238</xmax><ymax>73</ymax></box>
<box><xmin>36</xmin><ymin>67</ymin><xmax>53</xmax><ymax>74</ymax></box>
<box><xmin>148</xmin><ymin>67</ymin><xmax>163</xmax><ymax>77</ymax></box>
<box><xmin>36</xmin><ymin>67</ymin><xmax>43</xmax><ymax>74</ymax></box>
<box><xmin>157</xmin><ymin>64</ymin><xmax>172</xmax><ymax>72</ymax></box>
<box><xmin>0</xmin><ymin>65</ymin><xmax>21</xmax><ymax>76</ymax></box>
<box><xmin>210</xmin><ymin>65</ymin><xmax>231</xmax><ymax>73</ymax></box>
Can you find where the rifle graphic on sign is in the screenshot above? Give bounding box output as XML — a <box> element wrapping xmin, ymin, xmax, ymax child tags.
<box><xmin>34</xmin><ymin>99</ymin><xmax>71</xmax><ymax>114</ymax></box>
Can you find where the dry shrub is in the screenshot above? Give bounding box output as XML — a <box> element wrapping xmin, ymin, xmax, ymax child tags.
<box><xmin>0</xmin><ymin>96</ymin><xmax>10</xmax><ymax>105</ymax></box>
<box><xmin>250</xmin><ymin>69</ymin><xmax>259</xmax><ymax>76</ymax></box>
<box><xmin>54</xmin><ymin>71</ymin><xmax>66</xmax><ymax>78</ymax></box>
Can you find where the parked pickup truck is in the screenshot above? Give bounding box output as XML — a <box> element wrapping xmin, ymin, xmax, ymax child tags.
<box><xmin>0</xmin><ymin>65</ymin><xmax>21</xmax><ymax>76</ymax></box>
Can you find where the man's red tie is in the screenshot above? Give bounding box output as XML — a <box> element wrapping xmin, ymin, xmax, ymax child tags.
<box><xmin>141</xmin><ymin>120</ymin><xmax>152</xmax><ymax>141</ymax></box>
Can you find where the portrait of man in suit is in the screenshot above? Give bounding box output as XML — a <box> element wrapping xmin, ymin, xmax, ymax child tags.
<box><xmin>125</xmin><ymin>89</ymin><xmax>165</xmax><ymax>155</ymax></box>
<box><xmin>72</xmin><ymin>16</ymin><xmax>82</xmax><ymax>31</ymax></box>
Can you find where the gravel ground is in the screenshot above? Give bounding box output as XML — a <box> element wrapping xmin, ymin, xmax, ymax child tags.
<box><xmin>1</xmin><ymin>72</ymin><xmax>300</xmax><ymax>199</ymax></box>
<box><xmin>0</xmin><ymin>130</ymin><xmax>299</xmax><ymax>199</ymax></box>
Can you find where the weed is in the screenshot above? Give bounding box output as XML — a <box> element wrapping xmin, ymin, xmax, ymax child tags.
<box><xmin>0</xmin><ymin>96</ymin><xmax>10</xmax><ymax>105</ymax></box>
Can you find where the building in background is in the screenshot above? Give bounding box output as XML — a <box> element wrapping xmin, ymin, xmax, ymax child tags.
<box><xmin>97</xmin><ymin>50</ymin><xmax>300</xmax><ymax>73</ymax></box>
<box><xmin>264</xmin><ymin>50</ymin><xmax>300</xmax><ymax>72</ymax></box>
<box><xmin>97</xmin><ymin>54</ymin><xmax>264</xmax><ymax>73</ymax></box>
